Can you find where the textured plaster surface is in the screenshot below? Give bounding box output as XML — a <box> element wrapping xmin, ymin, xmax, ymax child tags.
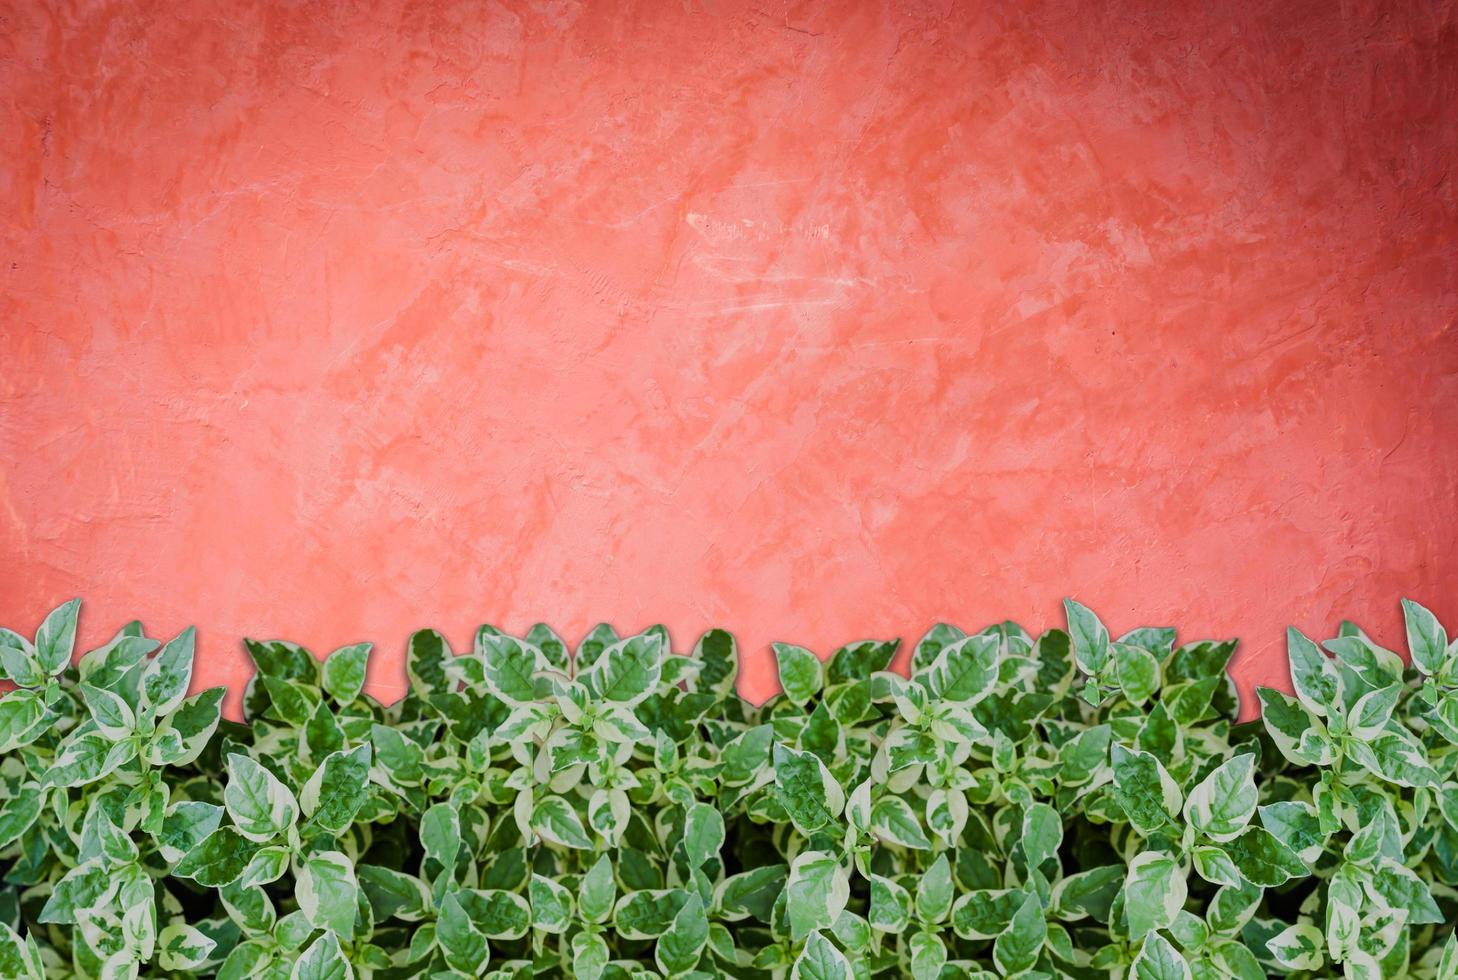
<box><xmin>2</xmin><ymin>0</ymin><xmax>1456</xmax><ymax>718</ymax></box>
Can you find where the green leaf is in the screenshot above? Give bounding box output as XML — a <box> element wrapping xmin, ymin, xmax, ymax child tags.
<box><xmin>870</xmin><ymin>795</ymin><xmax>933</xmax><ymax>850</ymax></box>
<box><xmin>420</xmin><ymin>801</ymin><xmax>461</xmax><ymax>869</ymax></box>
<box><xmin>174</xmin><ymin>827</ymin><xmax>254</xmax><ymax>887</ymax></box>
<box><xmin>1348</xmin><ymin>729</ymin><xmax>1437</xmax><ymax>787</ymax></box>
<box><xmin>691</xmin><ymin>627</ymin><xmax>737</xmax><ymax>695</ymax></box>
<box><xmin>153</xmin><ymin>686</ymin><xmax>225</xmax><ymax>767</ymax></box>
<box><xmin>224</xmin><ymin>753</ymin><xmax>298</xmax><ymax>842</ymax></box>
<box><xmin>825</xmin><ymin>639</ymin><xmax>898</xmax><ymax>684</ymax></box>
<box><xmin>1265</xmin><ymin>923</ymin><xmax>1324</xmax><ymax>971</ymax></box>
<box><xmin>655</xmin><ymin>892</ymin><xmax>709</xmax><ymax>975</ymax></box>
<box><xmin>291</xmin><ymin>932</ymin><xmax>353</xmax><ymax>980</ymax></box>
<box><xmin>141</xmin><ymin>626</ymin><xmax>195</xmax><ymax>715</ymax></box>
<box><xmin>1190</xmin><ymin>842</ymin><xmax>1246</xmax><ymax>888</ymax></box>
<box><xmin>1257</xmin><ymin>800</ymin><xmax>1325</xmax><ymax>864</ymax></box>
<box><xmin>785</xmin><ymin>851</ymin><xmax>849</xmax><ymax>941</ymax></box>
<box><xmin>358</xmin><ymin>865</ymin><xmax>431</xmax><ymax>922</ymax></box>
<box><xmin>916</xmin><ymin>854</ymin><xmax>954</xmax><ymax>923</ymax></box>
<box><xmin>1206</xmin><ymin>882</ymin><xmax>1261</xmax><ymax>935</ymax></box>
<box><xmin>529</xmin><ymin>873</ymin><xmax>573</xmax><ymax>933</ymax></box>
<box><xmin>80</xmin><ymin>682</ymin><xmax>136</xmax><ymax>739</ymax></box>
<box><xmin>952</xmin><ymin>889</ymin><xmax>1022</xmax><ymax>940</ymax></box>
<box><xmin>245</xmin><ymin>637</ymin><xmax>318</xmax><ymax>686</ymax></box>
<box><xmin>1114</xmin><ymin>642</ymin><xmax>1161</xmax><ymax>704</ymax></box>
<box><xmin>613</xmin><ymin>889</ymin><xmax>690</xmax><ymax>939</ymax></box>
<box><xmin>478</xmin><ymin>634</ymin><xmax>548</xmax><ymax>706</ymax></box>
<box><xmin>299</xmin><ymin>744</ymin><xmax>372</xmax><ymax>836</ymax></box>
<box><xmin>370</xmin><ymin>722</ymin><xmax>424</xmax><ymax>786</ymax></box>
<box><xmin>1022</xmin><ymin>802</ymin><xmax>1063</xmax><ymax>870</ymax></box>
<box><xmin>0</xmin><ymin>691</ymin><xmax>47</xmax><ymax>754</ymax></box>
<box><xmin>919</xmin><ymin>634</ymin><xmax>1000</xmax><ymax>704</ymax></box>
<box><xmin>1348</xmin><ymin>683</ymin><xmax>1402</xmax><ymax>738</ymax></box>
<box><xmin>1256</xmin><ymin>688</ymin><xmax>1334</xmax><ymax>766</ymax></box>
<box><xmin>682</xmin><ymin>802</ymin><xmax>724</xmax><ymax>869</ymax></box>
<box><xmin>156</xmin><ymin>800</ymin><xmax>223</xmax><ymax>863</ymax></box>
<box><xmin>0</xmin><ymin>785</ymin><xmax>44</xmax><ymax>849</ymax></box>
<box><xmin>452</xmin><ymin>888</ymin><xmax>532</xmax><ymax>938</ymax></box>
<box><xmin>261</xmin><ymin>674</ymin><xmax>324</xmax><ymax>727</ymax></box>
<box><xmin>993</xmin><ymin>891</ymin><xmax>1047</xmax><ymax>975</ymax></box>
<box><xmin>572</xmin><ymin>930</ymin><xmax>609</xmax><ymax>980</ymax></box>
<box><xmin>321</xmin><ymin>642</ymin><xmax>371</xmax><ymax>703</ymax></box>
<box><xmin>532</xmin><ymin>795</ymin><xmax>593</xmax><ymax>849</ymax></box>
<box><xmin>158</xmin><ymin>922</ymin><xmax>217</xmax><ymax>970</ymax></box>
<box><xmin>588</xmin><ymin>633</ymin><xmax>664</xmax><ymax>706</ymax></box>
<box><xmin>1064</xmin><ymin>598</ymin><xmax>1110</xmax><ymax>675</ymax></box>
<box><xmin>219</xmin><ymin>888</ymin><xmax>275</xmax><ymax>946</ymax></box>
<box><xmin>45</xmin><ymin>730</ymin><xmax>133</xmax><ymax>788</ymax></box>
<box><xmin>1212</xmin><ymin>938</ymin><xmax>1265</xmax><ymax>980</ymax></box>
<box><xmin>1122</xmin><ymin>851</ymin><xmax>1186</xmax><ymax>940</ymax></box>
<box><xmin>37</xmin><ymin>860</ymin><xmax>112</xmax><ymax>923</ymax></box>
<box><xmin>35</xmin><ymin>598</ymin><xmax>80</xmax><ymax>676</ymax></box>
<box><xmin>0</xmin><ymin>923</ymin><xmax>42</xmax><ymax>979</ymax></box>
<box><xmin>576</xmin><ymin>622</ymin><xmax>618</xmax><ymax>669</ymax></box>
<box><xmin>775</xmin><ymin>643</ymin><xmax>823</xmax><ymax>705</ymax></box>
<box><xmin>579</xmin><ymin>853</ymin><xmax>617</xmax><ymax>923</ymax></box>
<box><xmin>1111</xmin><ymin>744</ymin><xmax>1183</xmax><ymax>836</ymax></box>
<box><xmin>1131</xmin><ymin>931</ymin><xmax>1193</xmax><ymax>980</ymax></box>
<box><xmin>1051</xmin><ymin>866</ymin><xmax>1124</xmax><ymax>923</ymax></box>
<box><xmin>1285</xmin><ymin>627</ymin><xmax>1342</xmax><ymax>715</ymax></box>
<box><xmin>1404</xmin><ymin>597</ymin><xmax>1449</xmax><ymax>675</ymax></box>
<box><xmin>0</xmin><ymin>642</ymin><xmax>42</xmax><ymax>688</ymax></box>
<box><xmin>80</xmin><ymin>803</ymin><xmax>137</xmax><ymax>864</ymax></box>
<box><xmin>1435</xmin><ymin>929</ymin><xmax>1458</xmax><ymax>980</ymax></box>
<box><xmin>912</xmin><ymin>623</ymin><xmax>967</xmax><ymax>675</ymax></box>
<box><xmin>298</xmin><ymin>851</ymin><xmax>358</xmax><ymax>938</ymax></box>
<box><xmin>775</xmin><ymin>743</ymin><xmax>845</xmax><ymax>835</ymax></box>
<box><xmin>1220</xmin><ymin>827</ymin><xmax>1307</xmax><ymax>887</ymax></box>
<box><xmin>868</xmin><ymin>874</ymin><xmax>912</xmax><ymax>933</ymax></box>
<box><xmin>791</xmin><ymin>930</ymin><xmax>853</xmax><ymax>980</ymax></box>
<box><xmin>1184</xmin><ymin>753</ymin><xmax>1257</xmax><ymax>841</ymax></box>
<box><xmin>241</xmin><ymin>844</ymin><xmax>290</xmax><ymax>887</ymax></box>
<box><xmin>909</xmin><ymin>931</ymin><xmax>947</xmax><ymax>980</ymax></box>
<box><xmin>715</xmin><ymin>864</ymin><xmax>787</xmax><ymax>923</ymax></box>
<box><xmin>1369</xmin><ymin>861</ymin><xmax>1444</xmax><ymax>924</ymax></box>
<box><xmin>405</xmin><ymin>628</ymin><xmax>451</xmax><ymax>696</ymax></box>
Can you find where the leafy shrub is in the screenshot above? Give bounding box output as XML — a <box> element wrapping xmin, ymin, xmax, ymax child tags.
<box><xmin>2</xmin><ymin>598</ymin><xmax>1458</xmax><ymax>979</ymax></box>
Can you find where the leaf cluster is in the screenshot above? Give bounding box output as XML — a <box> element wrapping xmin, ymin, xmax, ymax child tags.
<box><xmin>3</xmin><ymin>599</ymin><xmax>1458</xmax><ymax>979</ymax></box>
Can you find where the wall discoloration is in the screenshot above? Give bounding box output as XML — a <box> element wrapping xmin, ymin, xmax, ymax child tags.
<box><xmin>2</xmin><ymin>0</ymin><xmax>1455</xmax><ymax>716</ymax></box>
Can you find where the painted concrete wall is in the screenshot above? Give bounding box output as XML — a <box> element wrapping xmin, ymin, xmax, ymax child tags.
<box><xmin>2</xmin><ymin>0</ymin><xmax>1455</xmax><ymax>717</ymax></box>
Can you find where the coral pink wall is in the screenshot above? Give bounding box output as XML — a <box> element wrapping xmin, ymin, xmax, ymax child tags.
<box><xmin>3</xmin><ymin>0</ymin><xmax>1456</xmax><ymax>717</ymax></box>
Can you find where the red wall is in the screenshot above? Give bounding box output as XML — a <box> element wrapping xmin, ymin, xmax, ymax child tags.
<box><xmin>3</xmin><ymin>0</ymin><xmax>1456</xmax><ymax>716</ymax></box>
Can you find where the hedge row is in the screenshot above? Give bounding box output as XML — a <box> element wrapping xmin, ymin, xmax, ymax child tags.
<box><xmin>2</xmin><ymin>599</ymin><xmax>1458</xmax><ymax>979</ymax></box>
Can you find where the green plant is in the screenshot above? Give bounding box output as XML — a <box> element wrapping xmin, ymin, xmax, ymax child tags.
<box><xmin>2</xmin><ymin>598</ymin><xmax>1457</xmax><ymax>979</ymax></box>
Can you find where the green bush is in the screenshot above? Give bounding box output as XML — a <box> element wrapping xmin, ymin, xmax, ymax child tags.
<box><xmin>2</xmin><ymin>598</ymin><xmax>1457</xmax><ymax>978</ymax></box>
